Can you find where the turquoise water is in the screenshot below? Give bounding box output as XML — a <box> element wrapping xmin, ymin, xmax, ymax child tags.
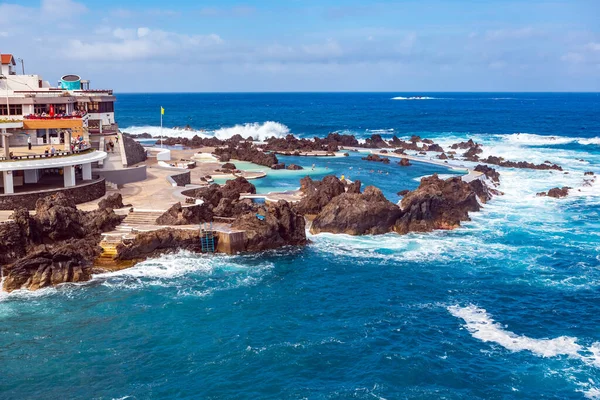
<box><xmin>213</xmin><ymin>152</ymin><xmax>463</xmax><ymax>198</ymax></box>
<box><xmin>1</xmin><ymin>93</ymin><xmax>600</xmax><ymax>399</ymax></box>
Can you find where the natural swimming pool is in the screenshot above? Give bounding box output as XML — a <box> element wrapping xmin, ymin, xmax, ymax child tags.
<box><xmin>214</xmin><ymin>151</ymin><xmax>465</xmax><ymax>200</ymax></box>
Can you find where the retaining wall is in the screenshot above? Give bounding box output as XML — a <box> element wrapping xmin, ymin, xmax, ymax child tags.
<box><xmin>168</xmin><ymin>171</ymin><xmax>191</xmax><ymax>187</ymax></box>
<box><xmin>0</xmin><ymin>178</ymin><xmax>106</xmax><ymax>210</ymax></box>
<box><xmin>94</xmin><ymin>165</ymin><xmax>147</xmax><ymax>185</ymax></box>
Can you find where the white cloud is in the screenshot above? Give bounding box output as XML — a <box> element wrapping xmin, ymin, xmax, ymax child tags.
<box><xmin>301</xmin><ymin>39</ymin><xmax>343</xmax><ymax>58</ymax></box>
<box><xmin>0</xmin><ymin>31</ymin><xmax>9</xmax><ymax>37</ymax></box>
<box><xmin>488</xmin><ymin>61</ymin><xmax>507</xmax><ymax>69</ymax></box>
<box><xmin>585</xmin><ymin>42</ymin><xmax>600</xmax><ymax>52</ymax></box>
<box><xmin>485</xmin><ymin>27</ymin><xmax>537</xmax><ymax>40</ymax></box>
<box><xmin>41</xmin><ymin>0</ymin><xmax>87</xmax><ymax>17</ymax></box>
<box><xmin>561</xmin><ymin>52</ymin><xmax>584</xmax><ymax>64</ymax></box>
<box><xmin>137</xmin><ymin>27</ymin><xmax>151</xmax><ymax>38</ymax></box>
<box><xmin>63</xmin><ymin>28</ymin><xmax>224</xmax><ymax>61</ymax></box>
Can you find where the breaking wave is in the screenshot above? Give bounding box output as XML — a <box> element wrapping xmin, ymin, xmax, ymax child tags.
<box><xmin>214</xmin><ymin>121</ymin><xmax>290</xmax><ymax>141</ymax></box>
<box><xmin>121</xmin><ymin>121</ymin><xmax>291</xmax><ymax>142</ymax></box>
<box><xmin>448</xmin><ymin>305</ymin><xmax>600</xmax><ymax>367</ymax></box>
<box><xmin>391</xmin><ymin>96</ymin><xmax>438</xmax><ymax>100</ymax></box>
<box><xmin>497</xmin><ymin>133</ymin><xmax>600</xmax><ymax>147</ymax></box>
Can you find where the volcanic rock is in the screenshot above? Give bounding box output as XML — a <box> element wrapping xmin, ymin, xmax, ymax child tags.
<box><xmin>346</xmin><ymin>180</ymin><xmax>362</xmax><ymax>194</ymax></box>
<box><xmin>213</xmin><ymin>142</ymin><xmax>278</xmax><ymax>168</ymax></box>
<box><xmin>222</xmin><ymin>162</ymin><xmax>236</xmax><ymax>170</ymax></box>
<box><xmin>394</xmin><ymin>175</ymin><xmax>481</xmax><ymax>234</ymax></box>
<box><xmin>220</xmin><ymin>177</ymin><xmax>256</xmax><ymax>200</ymax></box>
<box><xmin>98</xmin><ymin>193</ymin><xmax>125</xmax><ymax>210</ymax></box>
<box><xmin>232</xmin><ymin>200</ymin><xmax>307</xmax><ymax>252</ymax></box>
<box><xmin>537</xmin><ymin>187</ymin><xmax>571</xmax><ymax>198</ymax></box>
<box><xmin>427</xmin><ymin>143</ymin><xmax>444</xmax><ymax>152</ymax></box>
<box><xmin>474</xmin><ymin>165</ymin><xmax>501</xmax><ymax>183</ymax></box>
<box><xmin>116</xmin><ymin>229</ymin><xmax>202</xmax><ymax>261</ymax></box>
<box><xmin>451</xmin><ymin>139</ymin><xmax>479</xmax><ymax>150</ymax></box>
<box><xmin>295</xmin><ymin>175</ymin><xmax>346</xmax><ymax>215</ymax></box>
<box><xmin>481</xmin><ymin>156</ymin><xmax>562</xmax><ymax>171</ymax></box>
<box><xmin>155</xmin><ymin>202</ymin><xmax>213</xmax><ymax>225</ymax></box>
<box><xmin>286</xmin><ymin>164</ymin><xmax>304</xmax><ymax>170</ymax></box>
<box><xmin>362</xmin><ymin>154</ymin><xmax>390</xmax><ymax>163</ymax></box>
<box><xmin>364</xmin><ymin>134</ymin><xmax>389</xmax><ymax>148</ymax></box>
<box><xmin>2</xmin><ymin>239</ymin><xmax>98</xmax><ymax>292</ymax></box>
<box><xmin>463</xmin><ymin>146</ymin><xmax>483</xmax><ymax>161</ymax></box>
<box><xmin>398</xmin><ymin>158</ymin><xmax>411</xmax><ymax>167</ymax></box>
<box><xmin>0</xmin><ymin>193</ymin><xmax>123</xmax><ymax>292</ymax></box>
<box><xmin>311</xmin><ymin>186</ymin><xmax>402</xmax><ymax>235</ymax></box>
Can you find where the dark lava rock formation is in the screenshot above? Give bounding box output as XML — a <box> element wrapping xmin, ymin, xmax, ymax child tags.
<box><xmin>362</xmin><ymin>154</ymin><xmax>390</xmax><ymax>163</ymax></box>
<box><xmin>537</xmin><ymin>187</ymin><xmax>571</xmax><ymax>198</ymax></box>
<box><xmin>480</xmin><ymin>156</ymin><xmax>562</xmax><ymax>171</ymax></box>
<box><xmin>214</xmin><ymin>142</ymin><xmax>278</xmax><ymax>168</ymax></box>
<box><xmin>294</xmin><ymin>175</ymin><xmax>346</xmax><ymax>215</ymax></box>
<box><xmin>232</xmin><ymin>200</ymin><xmax>307</xmax><ymax>252</ymax></box>
<box><xmin>310</xmin><ymin>186</ymin><xmax>402</xmax><ymax>235</ymax></box>
<box><xmin>0</xmin><ymin>193</ymin><xmax>124</xmax><ymax>292</ymax></box>
<box><xmin>301</xmin><ymin>174</ymin><xmax>498</xmax><ymax>237</ymax></box>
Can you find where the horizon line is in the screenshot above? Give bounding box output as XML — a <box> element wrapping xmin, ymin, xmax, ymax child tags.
<box><xmin>114</xmin><ymin>91</ymin><xmax>600</xmax><ymax>95</ymax></box>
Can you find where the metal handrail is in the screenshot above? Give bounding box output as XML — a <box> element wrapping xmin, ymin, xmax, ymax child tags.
<box><xmin>0</xmin><ymin>146</ymin><xmax>94</xmax><ymax>162</ymax></box>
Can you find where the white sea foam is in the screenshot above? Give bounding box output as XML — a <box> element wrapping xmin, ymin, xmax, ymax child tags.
<box><xmin>213</xmin><ymin>121</ymin><xmax>290</xmax><ymax>141</ymax></box>
<box><xmin>95</xmin><ymin>251</ymin><xmax>274</xmax><ymax>296</ymax></box>
<box><xmin>448</xmin><ymin>305</ymin><xmax>600</xmax><ymax>368</ymax></box>
<box><xmin>391</xmin><ymin>96</ymin><xmax>437</xmax><ymax>100</ymax></box>
<box><xmin>366</xmin><ymin>128</ymin><xmax>395</xmax><ymax>134</ymax></box>
<box><xmin>496</xmin><ymin>133</ymin><xmax>600</xmax><ymax>147</ymax></box>
<box><xmin>122</xmin><ymin>121</ymin><xmax>291</xmax><ymax>141</ymax></box>
<box><xmin>121</xmin><ymin>125</ymin><xmax>212</xmax><ymax>139</ymax></box>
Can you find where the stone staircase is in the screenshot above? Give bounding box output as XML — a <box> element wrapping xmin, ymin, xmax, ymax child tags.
<box><xmin>116</xmin><ymin>210</ymin><xmax>167</xmax><ymax>233</ymax></box>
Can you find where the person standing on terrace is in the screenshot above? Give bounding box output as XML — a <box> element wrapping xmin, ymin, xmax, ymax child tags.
<box><xmin>27</xmin><ymin>135</ymin><xmax>31</xmax><ymax>150</ymax></box>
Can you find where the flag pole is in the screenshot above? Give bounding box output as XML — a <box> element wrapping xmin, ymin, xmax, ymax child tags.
<box><xmin>160</xmin><ymin>106</ymin><xmax>163</xmax><ymax>148</ymax></box>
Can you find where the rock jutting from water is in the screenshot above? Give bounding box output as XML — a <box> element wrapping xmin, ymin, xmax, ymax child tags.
<box><xmin>362</xmin><ymin>154</ymin><xmax>390</xmax><ymax>163</ymax></box>
<box><xmin>298</xmin><ymin>172</ymin><xmax>500</xmax><ymax>236</ymax></box>
<box><xmin>0</xmin><ymin>193</ymin><xmax>124</xmax><ymax>292</ymax></box>
<box><xmin>536</xmin><ymin>187</ymin><xmax>571</xmax><ymax>198</ymax></box>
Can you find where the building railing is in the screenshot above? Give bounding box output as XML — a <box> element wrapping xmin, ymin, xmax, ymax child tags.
<box><xmin>12</xmin><ymin>91</ymin><xmax>71</xmax><ymax>98</ymax></box>
<box><xmin>73</xmin><ymin>89</ymin><xmax>114</xmax><ymax>95</ymax></box>
<box><xmin>0</xmin><ymin>146</ymin><xmax>94</xmax><ymax>162</ymax></box>
<box><xmin>23</xmin><ymin>112</ymin><xmax>87</xmax><ymax>120</ymax></box>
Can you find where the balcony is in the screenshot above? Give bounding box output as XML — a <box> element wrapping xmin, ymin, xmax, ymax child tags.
<box><xmin>0</xmin><ymin>146</ymin><xmax>94</xmax><ymax>162</ymax></box>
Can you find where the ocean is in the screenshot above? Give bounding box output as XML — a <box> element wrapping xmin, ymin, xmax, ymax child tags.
<box><xmin>1</xmin><ymin>93</ymin><xmax>600</xmax><ymax>399</ymax></box>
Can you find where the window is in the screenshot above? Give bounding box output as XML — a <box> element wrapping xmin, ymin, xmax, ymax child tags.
<box><xmin>54</xmin><ymin>104</ymin><xmax>67</xmax><ymax>114</ymax></box>
<box><xmin>34</xmin><ymin>104</ymin><xmax>48</xmax><ymax>114</ymax></box>
<box><xmin>87</xmin><ymin>102</ymin><xmax>114</xmax><ymax>113</ymax></box>
<box><xmin>0</xmin><ymin>105</ymin><xmax>7</xmax><ymax>116</ymax></box>
<box><xmin>76</xmin><ymin>102</ymin><xmax>87</xmax><ymax>112</ymax></box>
<box><xmin>100</xmin><ymin>102</ymin><xmax>114</xmax><ymax>113</ymax></box>
<box><xmin>9</xmin><ymin>105</ymin><xmax>22</xmax><ymax>116</ymax></box>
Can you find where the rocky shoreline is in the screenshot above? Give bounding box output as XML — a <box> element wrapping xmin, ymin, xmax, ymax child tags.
<box><xmin>8</xmin><ymin>128</ymin><xmax>578</xmax><ymax>293</ymax></box>
<box><xmin>0</xmin><ymin>161</ymin><xmax>501</xmax><ymax>293</ymax></box>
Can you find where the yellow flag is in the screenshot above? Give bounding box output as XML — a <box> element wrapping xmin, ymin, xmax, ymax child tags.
<box><xmin>161</xmin><ymin>106</ymin><xmax>165</xmax><ymax>115</ymax></box>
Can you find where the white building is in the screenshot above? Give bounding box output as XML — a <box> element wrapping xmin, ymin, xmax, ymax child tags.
<box><xmin>0</xmin><ymin>52</ymin><xmax>116</xmax><ymax>204</ymax></box>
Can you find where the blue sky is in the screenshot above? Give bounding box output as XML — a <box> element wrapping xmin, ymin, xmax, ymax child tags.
<box><xmin>0</xmin><ymin>0</ymin><xmax>598</xmax><ymax>92</ymax></box>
